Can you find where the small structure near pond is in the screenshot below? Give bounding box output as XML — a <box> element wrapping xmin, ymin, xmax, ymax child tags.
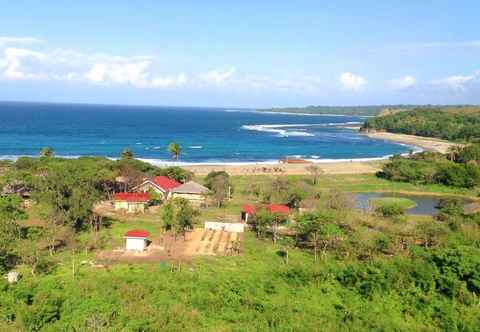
<box><xmin>124</xmin><ymin>229</ymin><xmax>150</xmax><ymax>251</ymax></box>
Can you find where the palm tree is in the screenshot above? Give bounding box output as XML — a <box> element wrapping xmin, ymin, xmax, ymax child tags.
<box><xmin>40</xmin><ymin>147</ymin><xmax>54</xmax><ymax>158</ymax></box>
<box><xmin>121</xmin><ymin>148</ymin><xmax>134</xmax><ymax>160</ymax></box>
<box><xmin>168</xmin><ymin>142</ymin><xmax>181</xmax><ymax>160</ymax></box>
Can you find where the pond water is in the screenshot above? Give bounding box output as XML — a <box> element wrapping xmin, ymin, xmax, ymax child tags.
<box><xmin>354</xmin><ymin>192</ymin><xmax>470</xmax><ymax>216</ymax></box>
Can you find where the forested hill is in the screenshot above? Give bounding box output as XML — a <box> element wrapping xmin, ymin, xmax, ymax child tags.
<box><xmin>363</xmin><ymin>107</ymin><xmax>480</xmax><ymax>142</ymax></box>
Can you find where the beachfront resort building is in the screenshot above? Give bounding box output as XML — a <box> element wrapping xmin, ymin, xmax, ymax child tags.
<box><xmin>124</xmin><ymin>229</ymin><xmax>150</xmax><ymax>251</ymax></box>
<box><xmin>170</xmin><ymin>181</ymin><xmax>210</xmax><ymax>206</ymax></box>
<box><xmin>133</xmin><ymin>176</ymin><xmax>181</xmax><ymax>200</ymax></box>
<box><xmin>113</xmin><ymin>192</ymin><xmax>151</xmax><ymax>214</ymax></box>
<box><xmin>241</xmin><ymin>204</ymin><xmax>290</xmax><ymax>223</ymax></box>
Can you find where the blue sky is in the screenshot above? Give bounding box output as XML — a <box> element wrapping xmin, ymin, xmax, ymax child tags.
<box><xmin>0</xmin><ymin>0</ymin><xmax>479</xmax><ymax>107</ymax></box>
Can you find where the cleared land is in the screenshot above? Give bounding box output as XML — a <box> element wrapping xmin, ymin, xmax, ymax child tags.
<box><xmin>184</xmin><ymin>160</ymin><xmax>381</xmax><ymax>176</ymax></box>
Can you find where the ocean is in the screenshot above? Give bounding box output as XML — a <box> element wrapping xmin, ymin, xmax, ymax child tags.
<box><xmin>0</xmin><ymin>102</ymin><xmax>411</xmax><ymax>165</ymax></box>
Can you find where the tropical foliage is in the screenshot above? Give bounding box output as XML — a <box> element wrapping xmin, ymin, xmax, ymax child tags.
<box><xmin>363</xmin><ymin>107</ymin><xmax>480</xmax><ymax>142</ymax></box>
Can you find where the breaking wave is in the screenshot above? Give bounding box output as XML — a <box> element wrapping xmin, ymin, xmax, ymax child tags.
<box><xmin>241</xmin><ymin>122</ymin><xmax>362</xmax><ymax>137</ymax></box>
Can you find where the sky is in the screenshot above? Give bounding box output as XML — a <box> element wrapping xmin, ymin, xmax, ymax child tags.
<box><xmin>0</xmin><ymin>0</ymin><xmax>479</xmax><ymax>108</ymax></box>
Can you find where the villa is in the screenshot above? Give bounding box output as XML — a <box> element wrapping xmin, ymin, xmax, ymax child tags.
<box><xmin>113</xmin><ymin>192</ymin><xmax>151</xmax><ymax>214</ymax></box>
<box><xmin>241</xmin><ymin>203</ymin><xmax>290</xmax><ymax>223</ymax></box>
<box><xmin>170</xmin><ymin>181</ymin><xmax>210</xmax><ymax>206</ymax></box>
<box><xmin>133</xmin><ymin>176</ymin><xmax>181</xmax><ymax>200</ymax></box>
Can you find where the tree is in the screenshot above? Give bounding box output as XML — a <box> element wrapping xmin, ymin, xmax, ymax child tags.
<box><xmin>254</xmin><ymin>209</ymin><xmax>286</xmax><ymax>244</ymax></box>
<box><xmin>36</xmin><ymin>162</ymin><xmax>102</xmax><ymax>232</ymax></box>
<box><xmin>296</xmin><ymin>210</ymin><xmax>341</xmax><ymax>261</ymax></box>
<box><xmin>447</xmin><ymin>145</ymin><xmax>462</xmax><ymax>162</ymax></box>
<box><xmin>121</xmin><ymin>148</ymin><xmax>134</xmax><ymax>160</ymax></box>
<box><xmin>161</xmin><ymin>201</ymin><xmax>176</xmax><ymax>233</ymax></box>
<box><xmin>40</xmin><ymin>147</ymin><xmax>55</xmax><ymax>158</ymax></box>
<box><xmin>0</xmin><ymin>195</ymin><xmax>27</xmax><ymax>271</ymax></box>
<box><xmin>168</xmin><ymin>142</ymin><xmax>181</xmax><ymax>160</ymax></box>
<box><xmin>205</xmin><ymin>171</ymin><xmax>232</xmax><ymax>207</ymax></box>
<box><xmin>306</xmin><ymin>164</ymin><xmax>323</xmax><ymax>185</ymax></box>
<box><xmin>254</xmin><ymin>209</ymin><xmax>273</xmax><ymax>239</ymax></box>
<box><xmin>173</xmin><ymin>198</ymin><xmax>199</xmax><ymax>240</ymax></box>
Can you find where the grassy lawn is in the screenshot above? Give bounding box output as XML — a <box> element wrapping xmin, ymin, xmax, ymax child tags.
<box><xmin>229</xmin><ymin>173</ymin><xmax>479</xmax><ymax>198</ymax></box>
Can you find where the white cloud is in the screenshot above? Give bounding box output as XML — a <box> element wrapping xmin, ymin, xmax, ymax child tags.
<box><xmin>151</xmin><ymin>73</ymin><xmax>188</xmax><ymax>88</ymax></box>
<box><xmin>85</xmin><ymin>61</ymin><xmax>151</xmax><ymax>86</ymax></box>
<box><xmin>340</xmin><ymin>72</ymin><xmax>366</xmax><ymax>92</ymax></box>
<box><xmin>0</xmin><ymin>36</ymin><xmax>43</xmax><ymax>47</ymax></box>
<box><xmin>396</xmin><ymin>40</ymin><xmax>480</xmax><ymax>51</ymax></box>
<box><xmin>202</xmin><ymin>67</ymin><xmax>236</xmax><ymax>85</ymax></box>
<box><xmin>1</xmin><ymin>47</ymin><xmax>47</xmax><ymax>80</ymax></box>
<box><xmin>84</xmin><ymin>61</ymin><xmax>188</xmax><ymax>88</ymax></box>
<box><xmin>432</xmin><ymin>72</ymin><xmax>479</xmax><ymax>91</ymax></box>
<box><xmin>389</xmin><ymin>75</ymin><xmax>416</xmax><ymax>89</ymax></box>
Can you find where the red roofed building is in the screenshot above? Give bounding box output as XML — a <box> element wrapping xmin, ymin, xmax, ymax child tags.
<box><xmin>133</xmin><ymin>176</ymin><xmax>181</xmax><ymax>200</ymax></box>
<box><xmin>113</xmin><ymin>192</ymin><xmax>151</xmax><ymax>214</ymax></box>
<box><xmin>124</xmin><ymin>229</ymin><xmax>150</xmax><ymax>251</ymax></box>
<box><xmin>241</xmin><ymin>203</ymin><xmax>290</xmax><ymax>222</ymax></box>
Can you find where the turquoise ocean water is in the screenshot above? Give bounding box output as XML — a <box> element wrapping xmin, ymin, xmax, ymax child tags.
<box><xmin>0</xmin><ymin>102</ymin><xmax>412</xmax><ymax>165</ymax></box>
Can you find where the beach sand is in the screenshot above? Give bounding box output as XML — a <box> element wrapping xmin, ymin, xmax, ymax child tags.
<box><xmin>184</xmin><ymin>161</ymin><xmax>381</xmax><ymax>176</ymax></box>
<box><xmin>183</xmin><ymin>131</ymin><xmax>463</xmax><ymax>176</ymax></box>
<box><xmin>365</xmin><ymin>131</ymin><xmax>462</xmax><ymax>154</ymax></box>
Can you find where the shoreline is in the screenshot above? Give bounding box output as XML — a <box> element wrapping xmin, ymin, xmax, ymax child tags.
<box><xmin>364</xmin><ymin>131</ymin><xmax>461</xmax><ymax>154</ymax></box>
<box><xmin>0</xmin><ymin>132</ymin><xmax>462</xmax><ymax>176</ymax></box>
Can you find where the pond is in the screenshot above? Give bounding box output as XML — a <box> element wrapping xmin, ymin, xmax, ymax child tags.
<box><xmin>354</xmin><ymin>192</ymin><xmax>470</xmax><ymax>216</ymax></box>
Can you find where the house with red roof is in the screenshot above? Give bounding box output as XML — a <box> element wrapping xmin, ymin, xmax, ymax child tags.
<box><xmin>124</xmin><ymin>229</ymin><xmax>150</xmax><ymax>251</ymax></box>
<box><xmin>133</xmin><ymin>176</ymin><xmax>181</xmax><ymax>200</ymax></box>
<box><xmin>241</xmin><ymin>203</ymin><xmax>290</xmax><ymax>222</ymax></box>
<box><xmin>113</xmin><ymin>192</ymin><xmax>150</xmax><ymax>214</ymax></box>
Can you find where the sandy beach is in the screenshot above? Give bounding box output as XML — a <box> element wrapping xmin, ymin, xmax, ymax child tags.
<box><xmin>184</xmin><ymin>160</ymin><xmax>381</xmax><ymax>176</ymax></box>
<box><xmin>184</xmin><ymin>131</ymin><xmax>463</xmax><ymax>176</ymax></box>
<box><xmin>365</xmin><ymin>131</ymin><xmax>462</xmax><ymax>154</ymax></box>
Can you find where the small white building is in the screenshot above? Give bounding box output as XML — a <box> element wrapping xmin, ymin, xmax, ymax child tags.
<box><xmin>124</xmin><ymin>230</ymin><xmax>150</xmax><ymax>251</ymax></box>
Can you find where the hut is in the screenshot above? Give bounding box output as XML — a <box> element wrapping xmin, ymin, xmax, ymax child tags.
<box><xmin>170</xmin><ymin>181</ymin><xmax>210</xmax><ymax>206</ymax></box>
<box><xmin>133</xmin><ymin>176</ymin><xmax>181</xmax><ymax>200</ymax></box>
<box><xmin>113</xmin><ymin>192</ymin><xmax>150</xmax><ymax>213</ymax></box>
<box><xmin>124</xmin><ymin>229</ymin><xmax>150</xmax><ymax>251</ymax></box>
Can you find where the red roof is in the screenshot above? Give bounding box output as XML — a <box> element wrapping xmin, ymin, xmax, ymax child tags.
<box><xmin>242</xmin><ymin>204</ymin><xmax>256</xmax><ymax>214</ymax></box>
<box><xmin>241</xmin><ymin>203</ymin><xmax>290</xmax><ymax>215</ymax></box>
<box><xmin>114</xmin><ymin>192</ymin><xmax>150</xmax><ymax>202</ymax></box>
<box><xmin>125</xmin><ymin>229</ymin><xmax>150</xmax><ymax>238</ymax></box>
<box><xmin>153</xmin><ymin>176</ymin><xmax>181</xmax><ymax>190</ymax></box>
<box><xmin>267</xmin><ymin>204</ymin><xmax>290</xmax><ymax>214</ymax></box>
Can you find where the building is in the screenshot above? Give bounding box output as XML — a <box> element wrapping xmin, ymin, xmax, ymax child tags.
<box><xmin>124</xmin><ymin>229</ymin><xmax>150</xmax><ymax>251</ymax></box>
<box><xmin>113</xmin><ymin>192</ymin><xmax>150</xmax><ymax>213</ymax></box>
<box><xmin>170</xmin><ymin>181</ymin><xmax>210</xmax><ymax>206</ymax></box>
<box><xmin>133</xmin><ymin>176</ymin><xmax>181</xmax><ymax>200</ymax></box>
<box><xmin>241</xmin><ymin>203</ymin><xmax>290</xmax><ymax>222</ymax></box>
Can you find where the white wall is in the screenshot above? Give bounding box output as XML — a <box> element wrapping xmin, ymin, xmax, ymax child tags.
<box><xmin>125</xmin><ymin>237</ymin><xmax>146</xmax><ymax>251</ymax></box>
<box><xmin>204</xmin><ymin>222</ymin><xmax>245</xmax><ymax>233</ymax></box>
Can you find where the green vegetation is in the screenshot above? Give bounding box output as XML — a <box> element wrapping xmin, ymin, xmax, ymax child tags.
<box><xmin>379</xmin><ymin>149</ymin><xmax>480</xmax><ymax>189</ymax></box>
<box><xmin>167</xmin><ymin>142</ymin><xmax>182</xmax><ymax>160</ymax></box>
<box><xmin>371</xmin><ymin>197</ymin><xmax>416</xmax><ymax>209</ymax></box>
<box><xmin>364</xmin><ymin>107</ymin><xmax>480</xmax><ymax>142</ymax></box>
<box><xmin>1</xmin><ymin>152</ymin><xmax>480</xmax><ymax>330</ymax></box>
